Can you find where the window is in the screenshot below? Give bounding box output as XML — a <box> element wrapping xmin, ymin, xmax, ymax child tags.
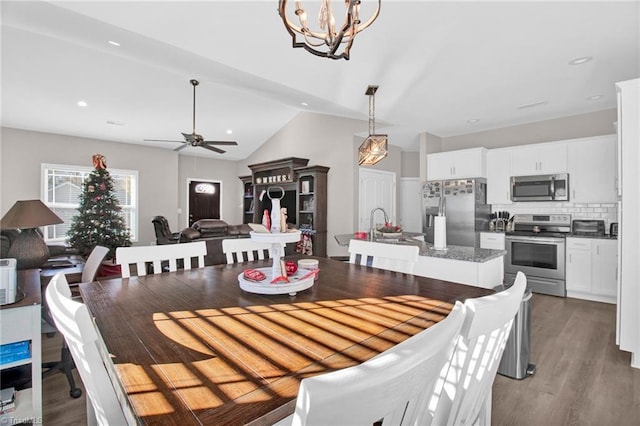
<box><xmin>42</xmin><ymin>163</ymin><xmax>138</xmax><ymax>242</ymax></box>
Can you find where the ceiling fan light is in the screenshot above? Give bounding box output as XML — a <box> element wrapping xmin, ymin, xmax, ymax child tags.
<box><xmin>279</xmin><ymin>0</ymin><xmax>380</xmax><ymax>60</ymax></box>
<box><xmin>358</xmin><ymin>134</ymin><xmax>388</xmax><ymax>165</ymax></box>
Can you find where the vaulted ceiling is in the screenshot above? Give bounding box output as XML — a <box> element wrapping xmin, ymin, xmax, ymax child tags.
<box><xmin>2</xmin><ymin>1</ymin><xmax>639</xmax><ymax>160</ymax></box>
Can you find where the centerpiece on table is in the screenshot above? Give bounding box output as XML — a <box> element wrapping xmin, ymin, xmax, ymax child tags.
<box><xmin>376</xmin><ymin>222</ymin><xmax>403</xmax><ymax>239</ymax></box>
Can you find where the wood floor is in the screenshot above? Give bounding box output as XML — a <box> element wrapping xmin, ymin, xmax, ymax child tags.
<box><xmin>41</xmin><ymin>294</ymin><xmax>640</xmax><ymax>425</ymax></box>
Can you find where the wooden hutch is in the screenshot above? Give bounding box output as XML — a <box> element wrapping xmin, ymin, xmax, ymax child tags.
<box><xmin>239</xmin><ymin>157</ymin><xmax>329</xmax><ymax>257</ymax></box>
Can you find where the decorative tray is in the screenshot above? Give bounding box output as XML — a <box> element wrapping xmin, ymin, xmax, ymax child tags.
<box><xmin>376</xmin><ymin>232</ymin><xmax>403</xmax><ymax>239</ymax></box>
<box><xmin>238</xmin><ymin>267</ymin><xmax>315</xmax><ymax>296</ymax></box>
<box><xmin>249</xmin><ymin>230</ymin><xmax>301</xmax><ymax>244</ymax></box>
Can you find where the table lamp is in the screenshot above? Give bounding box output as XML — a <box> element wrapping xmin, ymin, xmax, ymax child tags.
<box><xmin>0</xmin><ymin>200</ymin><xmax>64</xmax><ymax>270</ymax></box>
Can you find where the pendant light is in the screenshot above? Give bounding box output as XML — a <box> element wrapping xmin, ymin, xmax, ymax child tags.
<box><xmin>358</xmin><ymin>85</ymin><xmax>388</xmax><ymax>165</ymax></box>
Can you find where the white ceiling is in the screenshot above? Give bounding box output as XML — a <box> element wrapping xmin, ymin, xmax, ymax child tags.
<box><xmin>2</xmin><ymin>1</ymin><xmax>639</xmax><ymax>160</ymax></box>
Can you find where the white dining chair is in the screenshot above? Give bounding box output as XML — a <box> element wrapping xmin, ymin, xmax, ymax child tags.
<box><xmin>45</xmin><ymin>273</ymin><xmax>137</xmax><ymax>426</ymax></box>
<box><xmin>348</xmin><ymin>239</ymin><xmax>420</xmax><ymax>274</ymax></box>
<box><xmin>431</xmin><ymin>271</ymin><xmax>527</xmax><ymax>426</ymax></box>
<box><xmin>222</xmin><ymin>238</ymin><xmax>279</xmax><ymax>264</ymax></box>
<box><xmin>275</xmin><ymin>301</ymin><xmax>467</xmax><ymax>426</ymax></box>
<box><xmin>116</xmin><ymin>241</ymin><xmax>206</xmax><ymax>278</ymax></box>
<box><xmin>42</xmin><ymin>245</ymin><xmax>110</xmax><ymax>398</ymax></box>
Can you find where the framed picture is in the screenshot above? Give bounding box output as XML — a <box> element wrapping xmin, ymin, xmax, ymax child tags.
<box><xmin>301</xmin><ymin>180</ymin><xmax>310</xmax><ymax>193</ymax></box>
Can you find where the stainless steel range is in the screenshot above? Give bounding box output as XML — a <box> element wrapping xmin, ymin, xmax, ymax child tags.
<box><xmin>505</xmin><ymin>214</ymin><xmax>571</xmax><ymax>297</ymax></box>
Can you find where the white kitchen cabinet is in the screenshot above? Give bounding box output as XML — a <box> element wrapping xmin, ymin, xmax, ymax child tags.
<box><xmin>566</xmin><ymin>237</ymin><xmax>617</xmax><ymax>304</ymax></box>
<box><xmin>486</xmin><ymin>148</ymin><xmax>512</xmax><ymax>204</ymax></box>
<box><xmin>427</xmin><ymin>147</ymin><xmax>487</xmax><ymax>180</ymax></box>
<box><xmin>480</xmin><ymin>232</ymin><xmax>505</xmax><ymax>250</ymax></box>
<box><xmin>510</xmin><ymin>142</ymin><xmax>568</xmax><ymax>176</ymax></box>
<box><xmin>568</xmin><ymin>135</ymin><xmax>618</xmax><ymax>203</ymax></box>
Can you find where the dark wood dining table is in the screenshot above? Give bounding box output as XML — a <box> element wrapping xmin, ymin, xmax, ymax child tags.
<box><xmin>79</xmin><ymin>255</ymin><xmax>492</xmax><ymax>425</ymax></box>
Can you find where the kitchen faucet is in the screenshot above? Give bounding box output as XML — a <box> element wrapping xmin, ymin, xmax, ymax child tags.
<box><xmin>369</xmin><ymin>207</ymin><xmax>389</xmax><ymax>241</ymax></box>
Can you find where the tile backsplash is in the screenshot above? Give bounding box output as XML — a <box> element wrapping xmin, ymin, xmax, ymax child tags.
<box><xmin>491</xmin><ymin>202</ymin><xmax>618</xmax><ymax>231</ymax></box>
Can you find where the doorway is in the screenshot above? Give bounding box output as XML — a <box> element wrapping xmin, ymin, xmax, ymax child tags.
<box><xmin>358</xmin><ymin>168</ymin><xmax>396</xmax><ymax>232</ymax></box>
<box><xmin>187</xmin><ymin>179</ymin><xmax>221</xmax><ymax>226</ymax></box>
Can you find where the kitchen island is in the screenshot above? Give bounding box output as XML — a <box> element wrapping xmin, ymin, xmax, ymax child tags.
<box><xmin>335</xmin><ymin>233</ymin><xmax>505</xmax><ymax>289</ymax></box>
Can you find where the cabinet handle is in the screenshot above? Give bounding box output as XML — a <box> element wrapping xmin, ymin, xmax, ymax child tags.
<box><xmin>569</xmin><ymin>253</ymin><xmax>572</xmax><ymax>263</ymax></box>
<box><xmin>597</xmin><ymin>245</ymin><xmax>600</xmax><ymax>255</ymax></box>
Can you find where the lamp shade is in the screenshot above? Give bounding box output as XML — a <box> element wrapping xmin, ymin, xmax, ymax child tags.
<box><xmin>1</xmin><ymin>200</ymin><xmax>63</xmax><ymax>270</ymax></box>
<box><xmin>0</xmin><ymin>200</ymin><xmax>63</xmax><ymax>229</ymax></box>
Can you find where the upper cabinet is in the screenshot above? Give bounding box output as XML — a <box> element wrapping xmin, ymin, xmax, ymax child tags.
<box><xmin>510</xmin><ymin>142</ymin><xmax>568</xmax><ymax>176</ymax></box>
<box><xmin>486</xmin><ymin>148</ymin><xmax>512</xmax><ymax>205</ymax></box>
<box><xmin>568</xmin><ymin>135</ymin><xmax>617</xmax><ymax>203</ymax></box>
<box><xmin>427</xmin><ymin>147</ymin><xmax>487</xmax><ymax>181</ymax></box>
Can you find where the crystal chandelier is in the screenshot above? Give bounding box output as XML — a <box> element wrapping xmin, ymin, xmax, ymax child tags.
<box><xmin>358</xmin><ymin>85</ymin><xmax>388</xmax><ymax>165</ymax></box>
<box><xmin>278</xmin><ymin>0</ymin><xmax>381</xmax><ymax>60</ymax></box>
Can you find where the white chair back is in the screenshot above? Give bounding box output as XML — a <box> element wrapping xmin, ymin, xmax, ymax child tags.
<box><xmin>82</xmin><ymin>245</ymin><xmax>109</xmax><ymax>283</ymax></box>
<box><xmin>222</xmin><ymin>238</ymin><xmax>278</xmax><ymax>264</ymax></box>
<box><xmin>45</xmin><ymin>273</ymin><xmax>136</xmax><ymax>426</ymax></box>
<box><xmin>432</xmin><ymin>271</ymin><xmax>527</xmax><ymax>426</ymax></box>
<box><xmin>348</xmin><ymin>239</ymin><xmax>419</xmax><ymax>274</ymax></box>
<box><xmin>116</xmin><ymin>241</ymin><xmax>206</xmax><ymax>278</ymax></box>
<box><xmin>277</xmin><ymin>302</ymin><xmax>467</xmax><ymax>426</ymax></box>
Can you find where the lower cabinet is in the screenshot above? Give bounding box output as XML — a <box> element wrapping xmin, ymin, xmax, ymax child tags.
<box><xmin>480</xmin><ymin>232</ymin><xmax>505</xmax><ymax>250</ymax></box>
<box><xmin>566</xmin><ymin>237</ymin><xmax>617</xmax><ymax>303</ymax></box>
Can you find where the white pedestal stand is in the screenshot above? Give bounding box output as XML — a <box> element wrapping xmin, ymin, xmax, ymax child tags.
<box><xmin>237</xmin><ymin>231</ymin><xmax>314</xmax><ymax>296</ymax></box>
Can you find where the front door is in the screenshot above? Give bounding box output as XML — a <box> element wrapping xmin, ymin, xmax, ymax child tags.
<box><xmin>188</xmin><ymin>180</ymin><xmax>221</xmax><ymax>226</ymax></box>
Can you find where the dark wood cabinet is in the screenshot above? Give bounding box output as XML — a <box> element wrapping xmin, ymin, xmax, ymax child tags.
<box><xmin>241</xmin><ymin>158</ymin><xmax>329</xmax><ymax>257</ymax></box>
<box><xmin>239</xmin><ymin>175</ymin><xmax>254</xmax><ymax>224</ymax></box>
<box><xmin>295</xmin><ymin>165</ymin><xmax>329</xmax><ymax>258</ymax></box>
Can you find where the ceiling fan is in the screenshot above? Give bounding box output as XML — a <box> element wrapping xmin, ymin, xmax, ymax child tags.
<box><xmin>144</xmin><ymin>79</ymin><xmax>238</xmax><ymax>154</ymax></box>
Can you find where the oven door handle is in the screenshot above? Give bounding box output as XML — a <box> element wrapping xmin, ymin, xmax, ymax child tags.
<box><xmin>506</xmin><ymin>236</ymin><xmax>565</xmax><ymax>244</ymax></box>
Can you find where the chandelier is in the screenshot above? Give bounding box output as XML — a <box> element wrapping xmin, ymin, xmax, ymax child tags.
<box><xmin>278</xmin><ymin>0</ymin><xmax>381</xmax><ymax>60</ymax></box>
<box><xmin>358</xmin><ymin>85</ymin><xmax>388</xmax><ymax>165</ymax></box>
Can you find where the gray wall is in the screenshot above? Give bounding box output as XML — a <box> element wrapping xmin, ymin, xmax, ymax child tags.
<box><xmin>178</xmin><ymin>155</ymin><xmax>242</xmax><ymax>229</ymax></box>
<box><xmin>0</xmin><ymin>128</ymin><xmax>246</xmax><ymax>246</ymax></box>
<box><xmin>237</xmin><ymin>112</ymin><xmax>373</xmax><ymax>257</ymax></box>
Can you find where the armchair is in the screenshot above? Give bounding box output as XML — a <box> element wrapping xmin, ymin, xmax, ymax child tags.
<box><xmin>151</xmin><ymin>216</ymin><xmax>180</xmax><ymax>245</ymax></box>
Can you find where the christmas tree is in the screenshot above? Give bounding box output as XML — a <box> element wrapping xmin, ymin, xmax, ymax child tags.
<box><xmin>67</xmin><ymin>154</ymin><xmax>131</xmax><ymax>259</ymax></box>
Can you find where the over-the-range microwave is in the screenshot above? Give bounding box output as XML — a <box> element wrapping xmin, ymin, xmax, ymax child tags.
<box><xmin>510</xmin><ymin>173</ymin><xmax>569</xmax><ymax>202</ymax></box>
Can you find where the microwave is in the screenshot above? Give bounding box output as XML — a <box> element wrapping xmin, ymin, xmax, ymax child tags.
<box><xmin>510</xmin><ymin>173</ymin><xmax>569</xmax><ymax>202</ymax></box>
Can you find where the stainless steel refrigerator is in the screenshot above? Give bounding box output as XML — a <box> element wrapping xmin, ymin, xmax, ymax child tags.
<box><xmin>421</xmin><ymin>178</ymin><xmax>490</xmax><ymax>247</ymax></box>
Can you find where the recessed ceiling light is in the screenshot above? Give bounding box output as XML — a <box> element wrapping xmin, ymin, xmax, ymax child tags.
<box><xmin>226</xmin><ymin>129</ymin><xmax>233</xmax><ymax>135</ymax></box>
<box><xmin>587</xmin><ymin>95</ymin><xmax>603</xmax><ymax>101</ymax></box>
<box><xmin>569</xmin><ymin>56</ymin><xmax>592</xmax><ymax>65</ymax></box>
<box><xmin>77</xmin><ymin>100</ymin><xmax>88</xmax><ymax>107</ymax></box>
<box><xmin>516</xmin><ymin>100</ymin><xmax>547</xmax><ymax>109</ymax></box>
<box><xmin>108</xmin><ymin>40</ymin><xmax>121</xmax><ymax>47</ymax></box>
<box><xmin>467</xmin><ymin>119</ymin><xmax>480</xmax><ymax>124</ymax></box>
<box><xmin>300</xmin><ymin>102</ymin><xmax>309</xmax><ymax>107</ymax></box>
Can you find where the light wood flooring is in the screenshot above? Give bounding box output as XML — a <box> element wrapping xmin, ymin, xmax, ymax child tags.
<box><xmin>41</xmin><ymin>294</ymin><xmax>640</xmax><ymax>425</ymax></box>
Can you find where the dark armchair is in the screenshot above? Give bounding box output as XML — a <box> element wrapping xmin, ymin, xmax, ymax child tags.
<box><xmin>152</xmin><ymin>216</ymin><xmax>181</xmax><ymax>245</ymax></box>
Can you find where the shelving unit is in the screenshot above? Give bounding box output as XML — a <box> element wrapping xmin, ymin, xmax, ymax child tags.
<box><xmin>239</xmin><ymin>175</ymin><xmax>254</xmax><ymax>224</ymax></box>
<box><xmin>242</xmin><ymin>158</ymin><xmax>330</xmax><ymax>257</ymax></box>
<box><xmin>296</xmin><ymin>166</ymin><xmax>329</xmax><ymax>257</ymax></box>
<box><xmin>0</xmin><ymin>270</ymin><xmax>42</xmax><ymax>423</ymax></box>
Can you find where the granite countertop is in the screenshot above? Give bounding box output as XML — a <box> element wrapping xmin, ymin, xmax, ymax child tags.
<box><xmin>334</xmin><ymin>233</ymin><xmax>506</xmax><ymax>263</ymax></box>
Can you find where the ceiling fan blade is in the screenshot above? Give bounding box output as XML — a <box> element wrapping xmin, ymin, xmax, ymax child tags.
<box><xmin>174</xmin><ymin>143</ymin><xmax>189</xmax><ymax>152</ymax></box>
<box><xmin>203</xmin><ymin>140</ymin><xmax>238</xmax><ymax>146</ymax></box>
<box><xmin>144</xmin><ymin>139</ymin><xmax>183</xmax><ymax>143</ymax></box>
<box><xmin>201</xmin><ymin>144</ymin><xmax>226</xmax><ymax>154</ymax></box>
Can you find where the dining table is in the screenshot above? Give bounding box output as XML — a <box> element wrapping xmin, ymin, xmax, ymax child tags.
<box><xmin>79</xmin><ymin>255</ymin><xmax>492</xmax><ymax>425</ymax></box>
